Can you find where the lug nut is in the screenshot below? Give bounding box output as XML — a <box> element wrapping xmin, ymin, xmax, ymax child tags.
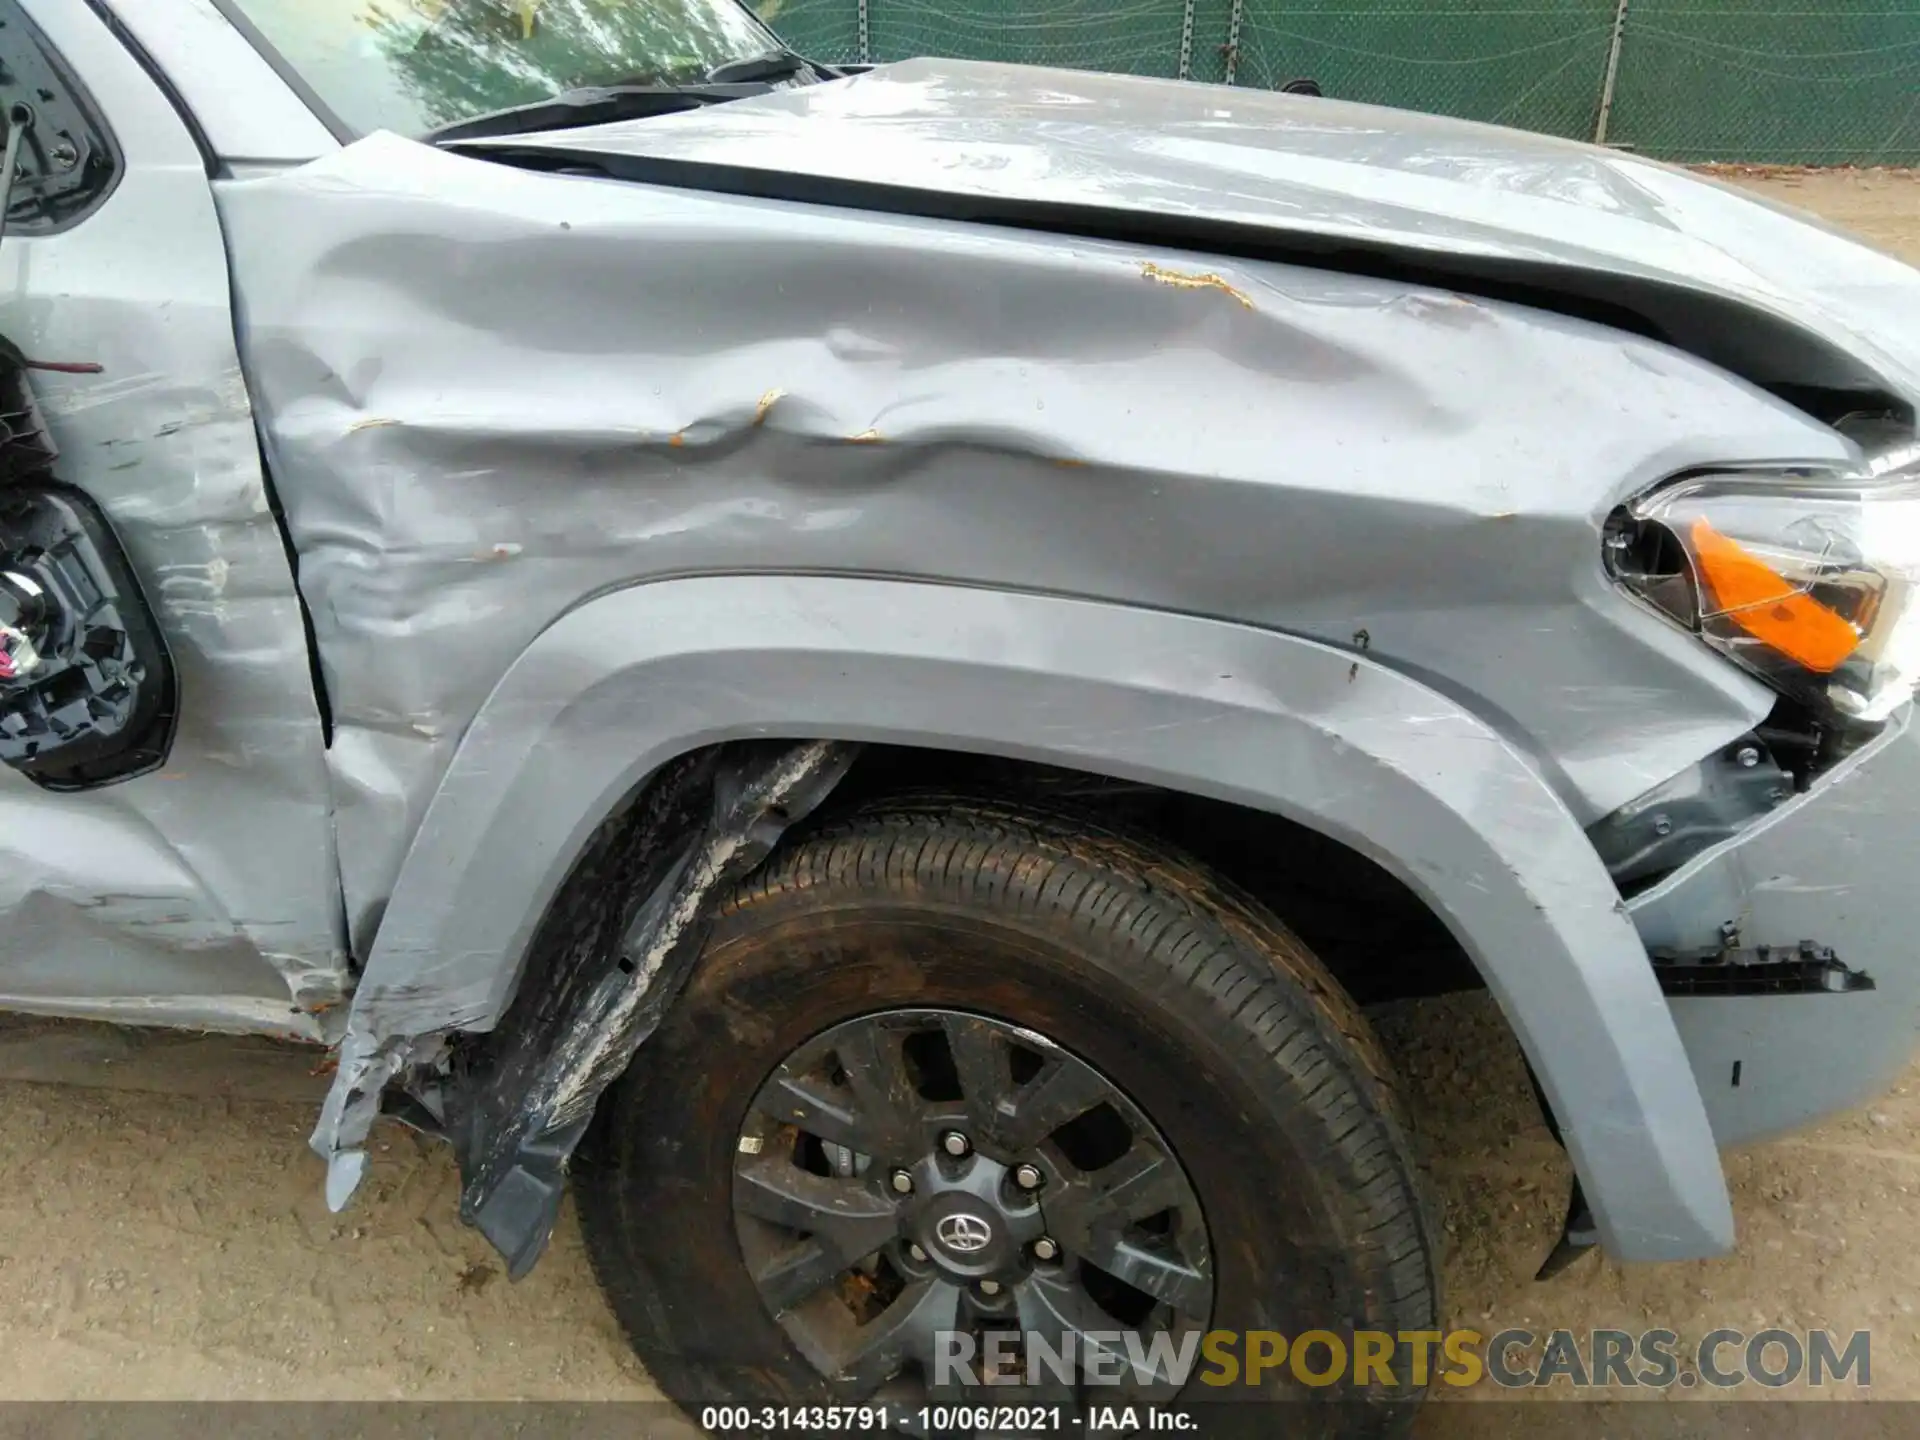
<box><xmin>890</xmin><ymin>1169</ymin><xmax>915</xmax><ymax>1195</ymax></box>
<box><xmin>978</xmin><ymin>1279</ymin><xmax>1001</xmax><ymax>1296</ymax></box>
<box><xmin>1735</xmin><ymin>745</ymin><xmax>1762</xmax><ymax>769</ymax></box>
<box><xmin>1031</xmin><ymin>1237</ymin><xmax>1060</xmax><ymax>1262</ymax></box>
<box><xmin>908</xmin><ymin>1243</ymin><xmax>928</xmax><ymax>1262</ymax></box>
<box><xmin>1013</xmin><ymin>1163</ymin><xmax>1044</xmax><ymax>1191</ymax></box>
<box><xmin>940</xmin><ymin>1131</ymin><xmax>972</xmax><ymax>1158</ymax></box>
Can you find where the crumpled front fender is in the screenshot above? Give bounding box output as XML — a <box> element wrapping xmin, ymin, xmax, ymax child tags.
<box><xmin>315</xmin><ymin>575</ymin><xmax>1733</xmax><ymax>1262</ymax></box>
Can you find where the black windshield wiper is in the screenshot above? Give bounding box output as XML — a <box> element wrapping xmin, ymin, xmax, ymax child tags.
<box><xmin>703</xmin><ymin>48</ymin><xmax>820</xmax><ymax>85</ymax></box>
<box><xmin>425</xmin><ymin>81</ymin><xmax>772</xmax><ymax>146</ymax></box>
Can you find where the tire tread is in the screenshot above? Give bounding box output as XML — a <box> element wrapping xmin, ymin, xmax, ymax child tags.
<box><xmin>579</xmin><ymin>794</ymin><xmax>1440</xmax><ymax>1436</ymax></box>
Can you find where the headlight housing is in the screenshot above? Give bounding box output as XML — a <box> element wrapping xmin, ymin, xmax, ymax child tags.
<box><xmin>1605</xmin><ymin>443</ymin><xmax>1920</xmax><ymax>724</ymax></box>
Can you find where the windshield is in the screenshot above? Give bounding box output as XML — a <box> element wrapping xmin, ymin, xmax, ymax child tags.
<box><xmin>226</xmin><ymin>0</ymin><xmax>778</xmax><ymax>136</ymax></box>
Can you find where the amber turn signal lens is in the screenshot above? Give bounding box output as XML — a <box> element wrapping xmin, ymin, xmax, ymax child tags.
<box><xmin>1689</xmin><ymin>518</ymin><xmax>1859</xmax><ymax>673</ymax></box>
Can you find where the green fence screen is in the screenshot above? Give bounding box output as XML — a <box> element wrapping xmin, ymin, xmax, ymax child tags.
<box><xmin>749</xmin><ymin>1</ymin><xmax>1920</xmax><ymax>165</ymax></box>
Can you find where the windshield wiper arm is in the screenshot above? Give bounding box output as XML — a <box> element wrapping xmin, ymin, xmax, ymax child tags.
<box><xmin>425</xmin><ymin>42</ymin><xmax>833</xmax><ymax>147</ymax></box>
<box><xmin>424</xmin><ymin>82</ymin><xmax>766</xmax><ymax>146</ymax></box>
<box><xmin>703</xmin><ymin>48</ymin><xmax>819</xmax><ymax>85</ymax></box>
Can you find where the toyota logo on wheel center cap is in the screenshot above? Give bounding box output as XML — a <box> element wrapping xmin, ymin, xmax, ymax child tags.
<box><xmin>934</xmin><ymin>1212</ymin><xmax>994</xmax><ymax>1254</ymax></box>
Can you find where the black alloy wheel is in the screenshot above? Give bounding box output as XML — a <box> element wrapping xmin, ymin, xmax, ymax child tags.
<box><xmin>577</xmin><ymin>796</ymin><xmax>1440</xmax><ymax>1439</ymax></box>
<box><xmin>731</xmin><ymin>1008</ymin><xmax>1212</xmax><ymax>1406</ymax></box>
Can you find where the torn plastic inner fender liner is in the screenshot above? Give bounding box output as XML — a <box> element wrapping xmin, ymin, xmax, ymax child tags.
<box><xmin>316</xmin><ymin>738</ymin><xmax>857</xmax><ymax>1276</ymax></box>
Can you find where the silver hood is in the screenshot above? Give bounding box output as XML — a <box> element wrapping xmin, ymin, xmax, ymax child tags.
<box><xmin>484</xmin><ymin>57</ymin><xmax>1920</xmax><ymax>408</ymax></box>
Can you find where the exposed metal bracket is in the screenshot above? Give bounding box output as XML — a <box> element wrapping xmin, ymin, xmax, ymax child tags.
<box><xmin>1594</xmin><ymin>0</ymin><xmax>1631</xmax><ymax>145</ymax></box>
<box><xmin>857</xmin><ymin>0</ymin><xmax>871</xmax><ymax>66</ymax></box>
<box><xmin>1588</xmin><ymin>736</ymin><xmax>1789</xmax><ymax>890</ymax></box>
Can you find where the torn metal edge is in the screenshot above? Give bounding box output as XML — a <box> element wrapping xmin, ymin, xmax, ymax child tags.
<box><xmin>313</xmin><ymin>739</ymin><xmax>857</xmax><ymax>1273</ymax></box>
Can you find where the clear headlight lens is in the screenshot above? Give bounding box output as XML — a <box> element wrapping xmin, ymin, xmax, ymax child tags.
<box><xmin>1606</xmin><ymin>444</ymin><xmax>1920</xmax><ymax>723</ymax></box>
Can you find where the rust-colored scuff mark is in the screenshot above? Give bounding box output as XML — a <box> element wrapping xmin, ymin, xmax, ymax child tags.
<box><xmin>1140</xmin><ymin>261</ymin><xmax>1254</xmax><ymax>310</ymax></box>
<box><xmin>24</xmin><ymin>358</ymin><xmax>104</xmax><ymax>375</ymax></box>
<box><xmin>669</xmin><ymin>431</ymin><xmax>686</xmax><ymax>447</ymax></box>
<box><xmin>754</xmin><ymin>388</ymin><xmax>785</xmax><ymax>425</ymax></box>
<box><xmin>1395</xmin><ymin>292</ymin><xmax>1489</xmax><ymax>326</ymax></box>
<box><xmin>848</xmin><ymin>428</ymin><xmax>884</xmax><ymax>443</ymax></box>
<box><xmin>348</xmin><ymin>416</ymin><xmax>399</xmax><ymax>434</ymax></box>
<box><xmin>1054</xmin><ymin>458</ymin><xmax>1088</xmax><ymax>468</ymax></box>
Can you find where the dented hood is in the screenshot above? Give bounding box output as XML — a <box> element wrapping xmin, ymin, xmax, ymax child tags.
<box><xmin>482</xmin><ymin>57</ymin><xmax>1920</xmax><ymax>405</ymax></box>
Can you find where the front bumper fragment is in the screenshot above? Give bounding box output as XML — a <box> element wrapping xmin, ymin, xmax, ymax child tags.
<box><xmin>1630</xmin><ymin>708</ymin><xmax>1920</xmax><ymax>1145</ymax></box>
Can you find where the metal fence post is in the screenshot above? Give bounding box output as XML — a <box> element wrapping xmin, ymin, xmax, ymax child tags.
<box><xmin>1178</xmin><ymin>0</ymin><xmax>1196</xmax><ymax>80</ymax></box>
<box><xmin>857</xmin><ymin>0</ymin><xmax>870</xmax><ymax>64</ymax></box>
<box><xmin>1224</xmin><ymin>0</ymin><xmax>1245</xmax><ymax>85</ymax></box>
<box><xmin>1594</xmin><ymin>0</ymin><xmax>1630</xmax><ymax>145</ymax></box>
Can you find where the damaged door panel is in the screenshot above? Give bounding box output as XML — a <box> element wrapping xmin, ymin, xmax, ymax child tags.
<box><xmin>0</xmin><ymin>0</ymin><xmax>346</xmax><ymax>1032</ymax></box>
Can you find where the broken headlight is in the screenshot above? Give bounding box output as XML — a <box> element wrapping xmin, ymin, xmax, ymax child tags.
<box><xmin>1605</xmin><ymin>444</ymin><xmax>1920</xmax><ymax>724</ymax></box>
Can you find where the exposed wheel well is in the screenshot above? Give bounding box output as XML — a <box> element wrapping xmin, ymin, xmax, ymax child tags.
<box><xmin>809</xmin><ymin>744</ymin><xmax>1482</xmax><ymax>1006</ymax></box>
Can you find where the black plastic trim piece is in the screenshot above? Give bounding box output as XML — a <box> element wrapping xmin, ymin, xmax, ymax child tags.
<box><xmin>0</xmin><ymin>479</ymin><xmax>178</xmax><ymax>789</ymax></box>
<box><xmin>1650</xmin><ymin>940</ymin><xmax>1874</xmax><ymax>997</ymax></box>
<box><xmin>452</xmin><ymin>740</ymin><xmax>857</xmax><ymax>1276</ymax></box>
<box><xmin>2</xmin><ymin>0</ymin><xmax>124</xmax><ymax>234</ymax></box>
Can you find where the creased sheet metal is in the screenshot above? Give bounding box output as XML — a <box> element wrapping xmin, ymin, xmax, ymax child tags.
<box><xmin>205</xmin><ymin>114</ymin><xmax>1920</xmax><ymax>1263</ymax></box>
<box><xmin>215</xmin><ymin>130</ymin><xmax>1858</xmax><ymax>969</ymax></box>
<box><xmin>324</xmin><ymin>574</ymin><xmax>1736</xmax><ymax>1260</ymax></box>
<box><xmin>507</xmin><ymin>58</ymin><xmax>1920</xmax><ymax>404</ymax></box>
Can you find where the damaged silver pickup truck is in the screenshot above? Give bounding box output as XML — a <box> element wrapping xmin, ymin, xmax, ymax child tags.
<box><xmin>7</xmin><ymin>0</ymin><xmax>1920</xmax><ymax>1432</ymax></box>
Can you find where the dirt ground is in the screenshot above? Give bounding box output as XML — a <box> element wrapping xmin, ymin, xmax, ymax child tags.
<box><xmin>2</xmin><ymin>170</ymin><xmax>1918</xmax><ymax>1422</ymax></box>
<box><xmin>1710</xmin><ymin>166</ymin><xmax>1920</xmax><ymax>266</ymax></box>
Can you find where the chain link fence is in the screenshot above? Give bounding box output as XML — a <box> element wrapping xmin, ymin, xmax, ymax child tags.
<box><xmin>749</xmin><ymin>1</ymin><xmax>1920</xmax><ymax>165</ymax></box>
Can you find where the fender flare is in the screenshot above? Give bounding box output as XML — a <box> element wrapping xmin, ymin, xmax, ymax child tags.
<box><xmin>327</xmin><ymin>574</ymin><xmax>1732</xmax><ymax>1260</ymax></box>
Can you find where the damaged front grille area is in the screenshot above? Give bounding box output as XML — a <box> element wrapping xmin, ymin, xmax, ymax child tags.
<box><xmin>1650</xmin><ymin>940</ymin><xmax>1873</xmax><ymax>997</ymax></box>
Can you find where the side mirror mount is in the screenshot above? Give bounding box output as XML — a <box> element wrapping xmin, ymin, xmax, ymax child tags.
<box><xmin>0</xmin><ymin>348</ymin><xmax>175</xmax><ymax>790</ymax></box>
<box><xmin>0</xmin><ymin>481</ymin><xmax>177</xmax><ymax>789</ymax></box>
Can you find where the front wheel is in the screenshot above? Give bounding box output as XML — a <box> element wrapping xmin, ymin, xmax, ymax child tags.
<box><xmin>577</xmin><ymin>800</ymin><xmax>1440</xmax><ymax>1438</ymax></box>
